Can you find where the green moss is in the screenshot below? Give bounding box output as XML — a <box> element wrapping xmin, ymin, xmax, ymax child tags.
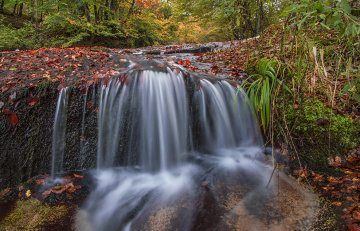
<box><xmin>0</xmin><ymin>198</ymin><xmax>69</xmax><ymax>230</ymax></box>
<box><xmin>279</xmin><ymin>97</ymin><xmax>360</xmax><ymax>173</ymax></box>
<box><xmin>285</xmin><ymin>98</ymin><xmax>360</xmax><ymax>150</ymax></box>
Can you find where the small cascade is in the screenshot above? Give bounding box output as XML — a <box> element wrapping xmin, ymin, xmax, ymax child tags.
<box><xmin>97</xmin><ymin>69</ymin><xmax>188</xmax><ymax>171</ymax></box>
<box><xmin>51</xmin><ymin>87</ymin><xmax>68</xmax><ymax>179</ymax></box>
<box><xmin>49</xmin><ymin>61</ymin><xmax>294</xmax><ymax>230</ymax></box>
<box><xmin>195</xmin><ymin>79</ymin><xmax>261</xmax><ymax>152</ymax></box>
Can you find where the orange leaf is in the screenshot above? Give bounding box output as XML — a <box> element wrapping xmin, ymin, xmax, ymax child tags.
<box><xmin>74</xmin><ymin>174</ymin><xmax>83</xmax><ymax>178</ymax></box>
<box><xmin>28</xmin><ymin>97</ymin><xmax>39</xmax><ymax>106</ymax></box>
<box><xmin>0</xmin><ymin>188</ymin><xmax>10</xmax><ymax>196</ymax></box>
<box><xmin>335</xmin><ymin>156</ymin><xmax>341</xmax><ymax>163</ymax></box>
<box><xmin>42</xmin><ymin>189</ymin><xmax>52</xmax><ymax>196</ymax></box>
<box><xmin>52</xmin><ymin>187</ymin><xmax>66</xmax><ymax>194</ymax></box>
<box><xmin>347</xmin><ymin>223</ymin><xmax>360</xmax><ymax>231</ymax></box>
<box><xmin>66</xmin><ymin>193</ymin><xmax>73</xmax><ymax>199</ymax></box>
<box><xmin>331</xmin><ymin>201</ymin><xmax>342</xmax><ymax>206</ymax></box>
<box><xmin>354</xmin><ymin>211</ymin><xmax>360</xmax><ymax>220</ymax></box>
<box><xmin>9</xmin><ymin>112</ymin><xmax>18</xmax><ymax>125</ymax></box>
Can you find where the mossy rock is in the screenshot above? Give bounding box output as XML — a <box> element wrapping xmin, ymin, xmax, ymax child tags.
<box><xmin>0</xmin><ymin>198</ymin><xmax>76</xmax><ymax>230</ymax></box>
<box><xmin>279</xmin><ymin>97</ymin><xmax>360</xmax><ymax>174</ymax></box>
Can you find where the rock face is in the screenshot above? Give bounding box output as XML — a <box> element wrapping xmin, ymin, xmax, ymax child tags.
<box><xmin>0</xmin><ymin>83</ymin><xmax>58</xmax><ymax>189</ymax></box>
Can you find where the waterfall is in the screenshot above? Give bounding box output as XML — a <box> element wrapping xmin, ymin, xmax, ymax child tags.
<box><xmin>51</xmin><ymin>62</ymin><xmax>272</xmax><ymax>230</ymax></box>
<box><xmin>51</xmin><ymin>87</ymin><xmax>68</xmax><ymax>179</ymax></box>
<box><xmin>97</xmin><ymin>69</ymin><xmax>188</xmax><ymax>171</ymax></box>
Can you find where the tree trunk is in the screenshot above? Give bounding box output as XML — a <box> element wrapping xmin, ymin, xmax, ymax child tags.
<box><xmin>85</xmin><ymin>3</ymin><xmax>91</xmax><ymax>22</ymax></box>
<box><xmin>0</xmin><ymin>0</ymin><xmax>5</xmax><ymax>13</ymax></box>
<box><xmin>18</xmin><ymin>2</ymin><xmax>23</xmax><ymax>16</ymax></box>
<box><xmin>12</xmin><ymin>3</ymin><xmax>17</xmax><ymax>15</ymax></box>
<box><xmin>128</xmin><ymin>0</ymin><xmax>136</xmax><ymax>18</ymax></box>
<box><xmin>104</xmin><ymin>0</ymin><xmax>108</xmax><ymax>20</ymax></box>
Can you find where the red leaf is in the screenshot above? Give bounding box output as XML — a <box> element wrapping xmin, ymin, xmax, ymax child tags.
<box><xmin>9</xmin><ymin>112</ymin><xmax>18</xmax><ymax>125</ymax></box>
<box><xmin>86</xmin><ymin>100</ymin><xmax>95</xmax><ymax>110</ymax></box>
<box><xmin>228</xmin><ymin>81</ymin><xmax>237</xmax><ymax>88</ymax></box>
<box><xmin>28</xmin><ymin>97</ymin><xmax>39</xmax><ymax>106</ymax></box>
<box><xmin>178</xmin><ymin>60</ymin><xmax>185</xmax><ymax>65</ymax></box>
<box><xmin>185</xmin><ymin>59</ymin><xmax>191</xmax><ymax>64</ymax></box>
<box><xmin>3</xmin><ymin>109</ymin><xmax>11</xmax><ymax>114</ymax></box>
<box><xmin>0</xmin><ymin>188</ymin><xmax>10</xmax><ymax>197</ymax></box>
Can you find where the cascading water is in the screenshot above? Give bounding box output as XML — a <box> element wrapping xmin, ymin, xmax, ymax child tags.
<box><xmin>50</xmin><ymin>61</ymin><xmax>317</xmax><ymax>231</ymax></box>
<box><xmin>51</xmin><ymin>87</ymin><xmax>68</xmax><ymax>179</ymax></box>
<box><xmin>97</xmin><ymin>68</ymin><xmax>188</xmax><ymax>171</ymax></box>
<box><xmin>74</xmin><ymin>63</ymin><xmax>271</xmax><ymax>231</ymax></box>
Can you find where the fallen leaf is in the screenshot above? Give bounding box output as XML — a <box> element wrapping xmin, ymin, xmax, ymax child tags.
<box><xmin>346</xmin><ymin>223</ymin><xmax>360</xmax><ymax>231</ymax></box>
<box><xmin>335</xmin><ymin>156</ymin><xmax>342</xmax><ymax>163</ymax></box>
<box><xmin>52</xmin><ymin>187</ymin><xmax>67</xmax><ymax>194</ymax></box>
<box><xmin>0</xmin><ymin>188</ymin><xmax>10</xmax><ymax>196</ymax></box>
<box><xmin>354</xmin><ymin>211</ymin><xmax>360</xmax><ymax>220</ymax></box>
<box><xmin>9</xmin><ymin>112</ymin><xmax>18</xmax><ymax>125</ymax></box>
<box><xmin>74</xmin><ymin>174</ymin><xmax>83</xmax><ymax>178</ymax></box>
<box><xmin>331</xmin><ymin>201</ymin><xmax>342</xmax><ymax>206</ymax></box>
<box><xmin>28</xmin><ymin>97</ymin><xmax>39</xmax><ymax>106</ymax></box>
<box><xmin>19</xmin><ymin>185</ymin><xmax>23</xmax><ymax>191</ymax></box>
<box><xmin>26</xmin><ymin>189</ymin><xmax>31</xmax><ymax>198</ymax></box>
<box><xmin>66</xmin><ymin>193</ymin><xmax>73</xmax><ymax>199</ymax></box>
<box><xmin>3</xmin><ymin>109</ymin><xmax>11</xmax><ymax>114</ymax></box>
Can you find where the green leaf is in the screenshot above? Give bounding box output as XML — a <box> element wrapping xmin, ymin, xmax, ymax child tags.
<box><xmin>320</xmin><ymin>22</ymin><xmax>331</xmax><ymax>30</ymax></box>
<box><xmin>354</xmin><ymin>94</ymin><xmax>360</xmax><ymax>104</ymax></box>
<box><xmin>341</xmin><ymin>0</ymin><xmax>351</xmax><ymax>15</ymax></box>
<box><xmin>280</xmin><ymin>5</ymin><xmax>296</xmax><ymax>17</ymax></box>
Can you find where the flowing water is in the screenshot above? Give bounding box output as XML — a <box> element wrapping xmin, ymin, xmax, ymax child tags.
<box><xmin>51</xmin><ymin>87</ymin><xmax>68</xmax><ymax>179</ymax></box>
<box><xmin>51</xmin><ymin>62</ymin><xmax>316</xmax><ymax>230</ymax></box>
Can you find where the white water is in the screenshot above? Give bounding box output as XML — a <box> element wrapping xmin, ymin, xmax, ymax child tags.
<box><xmin>75</xmin><ymin>67</ymin><xmax>269</xmax><ymax>230</ymax></box>
<box><xmin>51</xmin><ymin>87</ymin><xmax>68</xmax><ymax>179</ymax></box>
